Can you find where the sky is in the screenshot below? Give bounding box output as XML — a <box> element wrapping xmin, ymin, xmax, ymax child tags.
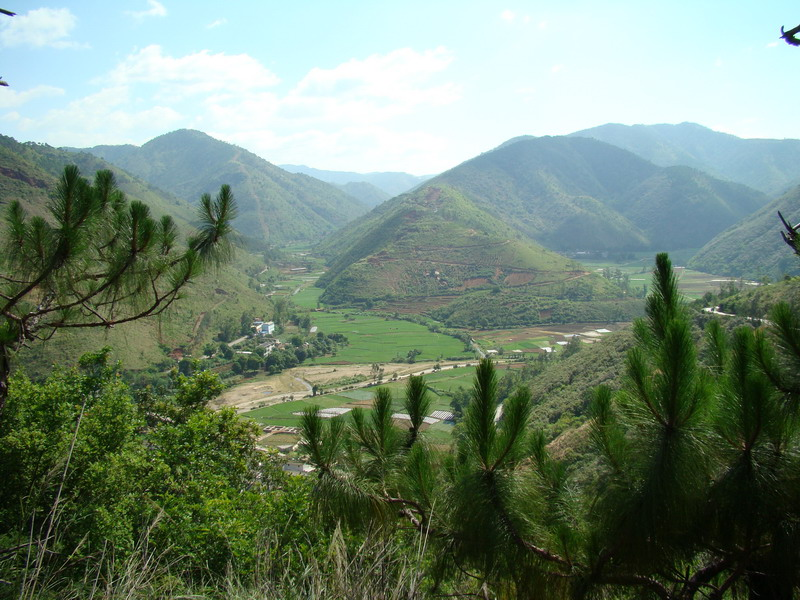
<box><xmin>0</xmin><ymin>1</ymin><xmax>798</xmax><ymax>175</ymax></box>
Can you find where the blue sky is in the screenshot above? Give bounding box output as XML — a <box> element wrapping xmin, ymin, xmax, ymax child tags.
<box><xmin>1</xmin><ymin>1</ymin><xmax>798</xmax><ymax>174</ymax></box>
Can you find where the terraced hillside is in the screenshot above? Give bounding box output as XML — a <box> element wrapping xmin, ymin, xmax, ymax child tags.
<box><xmin>316</xmin><ymin>184</ymin><xmax>641</xmax><ymax>326</ymax></box>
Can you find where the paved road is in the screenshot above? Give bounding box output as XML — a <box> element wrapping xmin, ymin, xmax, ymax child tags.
<box><xmin>228</xmin><ymin>336</ymin><xmax>248</xmax><ymax>347</ymax></box>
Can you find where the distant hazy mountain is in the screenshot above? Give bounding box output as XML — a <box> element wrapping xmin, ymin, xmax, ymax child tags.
<box><xmin>571</xmin><ymin>122</ymin><xmax>800</xmax><ymax>196</ymax></box>
<box><xmin>429</xmin><ymin>135</ymin><xmax>767</xmax><ymax>253</ymax></box>
<box><xmin>78</xmin><ymin>130</ymin><xmax>369</xmax><ymax>244</ymax></box>
<box><xmin>335</xmin><ymin>181</ymin><xmax>391</xmax><ymax>207</ymax></box>
<box><xmin>280</xmin><ymin>164</ymin><xmax>430</xmax><ymax>198</ymax></box>
<box><xmin>687</xmin><ymin>186</ymin><xmax>800</xmax><ymax>280</ymax></box>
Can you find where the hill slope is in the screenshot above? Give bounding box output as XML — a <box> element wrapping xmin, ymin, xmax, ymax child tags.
<box><xmin>429</xmin><ymin>136</ymin><xmax>766</xmax><ymax>253</ymax></box>
<box><xmin>687</xmin><ymin>185</ymin><xmax>800</xmax><ymax>280</ymax></box>
<box><xmin>571</xmin><ymin>122</ymin><xmax>800</xmax><ymax>196</ymax></box>
<box><xmin>1</xmin><ymin>135</ymin><xmax>194</xmax><ymax>225</ymax></box>
<box><xmin>317</xmin><ymin>184</ymin><xmax>642</xmax><ymax>325</ymax></box>
<box><xmin>78</xmin><ymin>130</ymin><xmax>368</xmax><ymax>244</ymax></box>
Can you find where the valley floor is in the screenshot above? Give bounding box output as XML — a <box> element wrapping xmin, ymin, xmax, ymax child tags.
<box><xmin>210</xmin><ymin>360</ymin><xmax>472</xmax><ymax>413</ymax></box>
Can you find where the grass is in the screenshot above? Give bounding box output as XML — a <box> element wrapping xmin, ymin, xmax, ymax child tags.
<box><xmin>307</xmin><ymin>312</ymin><xmax>468</xmax><ymax>364</ymax></box>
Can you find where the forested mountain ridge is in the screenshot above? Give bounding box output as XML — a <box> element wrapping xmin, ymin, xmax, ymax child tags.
<box><xmin>571</xmin><ymin>122</ymin><xmax>800</xmax><ymax>196</ymax></box>
<box><xmin>318</xmin><ymin>183</ymin><xmax>583</xmax><ymax>298</ymax></box>
<box><xmin>75</xmin><ymin>129</ymin><xmax>369</xmax><ymax>244</ymax></box>
<box><xmin>429</xmin><ymin>135</ymin><xmax>767</xmax><ymax>252</ymax></box>
<box><xmin>687</xmin><ymin>184</ymin><xmax>800</xmax><ymax>280</ymax></box>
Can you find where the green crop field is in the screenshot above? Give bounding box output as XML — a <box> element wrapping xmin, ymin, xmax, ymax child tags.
<box><xmin>471</xmin><ymin>330</ymin><xmax>551</xmax><ymax>352</ymax></box>
<box><xmin>245</xmin><ymin>385</ymin><xmax>456</xmax><ymax>446</ymax></box>
<box><xmin>246</xmin><ymin>394</ymin><xmax>353</xmax><ymax>427</ymax></box>
<box><xmin>673</xmin><ymin>267</ymin><xmax>745</xmax><ymax>300</ymax></box>
<box><xmin>307</xmin><ymin>312</ymin><xmax>468</xmax><ymax>364</ymax></box>
<box><xmin>579</xmin><ymin>256</ymin><xmax>748</xmax><ymax>301</ymax></box>
<box><xmin>292</xmin><ymin>286</ymin><xmax>324</xmax><ymax>308</ymax></box>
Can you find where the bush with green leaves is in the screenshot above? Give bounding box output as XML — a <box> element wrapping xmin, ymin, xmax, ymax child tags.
<box><xmin>0</xmin><ymin>350</ymin><xmax>323</xmax><ymax>594</ymax></box>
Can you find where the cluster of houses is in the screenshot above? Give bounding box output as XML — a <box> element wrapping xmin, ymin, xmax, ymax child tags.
<box><xmin>240</xmin><ymin>320</ymin><xmax>279</xmax><ymax>356</ymax></box>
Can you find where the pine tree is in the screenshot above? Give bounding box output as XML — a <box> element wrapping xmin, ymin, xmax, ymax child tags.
<box><xmin>0</xmin><ymin>165</ymin><xmax>237</xmax><ymax>414</ymax></box>
<box><xmin>299</xmin><ymin>252</ymin><xmax>800</xmax><ymax>599</ymax></box>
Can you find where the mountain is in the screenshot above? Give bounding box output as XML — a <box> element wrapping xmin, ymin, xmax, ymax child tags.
<box><xmin>280</xmin><ymin>164</ymin><xmax>430</xmax><ymax>198</ymax></box>
<box><xmin>571</xmin><ymin>122</ymin><xmax>800</xmax><ymax>196</ymax></box>
<box><xmin>316</xmin><ymin>183</ymin><xmax>642</xmax><ymax>326</ymax></box>
<box><xmin>1</xmin><ymin>135</ymin><xmax>195</xmax><ymax>225</ymax></box>
<box><xmin>77</xmin><ymin>130</ymin><xmax>369</xmax><ymax>244</ymax></box>
<box><xmin>687</xmin><ymin>185</ymin><xmax>800</xmax><ymax>280</ymax></box>
<box><xmin>428</xmin><ymin>136</ymin><xmax>767</xmax><ymax>253</ymax></box>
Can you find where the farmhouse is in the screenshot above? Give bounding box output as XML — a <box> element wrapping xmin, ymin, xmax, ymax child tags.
<box><xmin>252</xmin><ymin>320</ymin><xmax>276</xmax><ymax>335</ymax></box>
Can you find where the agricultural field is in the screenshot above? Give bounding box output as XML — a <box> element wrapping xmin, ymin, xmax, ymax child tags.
<box><xmin>308</xmin><ymin>312</ymin><xmax>468</xmax><ymax>364</ymax></box>
<box><xmin>579</xmin><ymin>255</ymin><xmax>753</xmax><ymax>300</ymax></box>
<box><xmin>292</xmin><ymin>284</ymin><xmax>324</xmax><ymax>308</ymax></box>
<box><xmin>246</xmin><ymin>379</ymin><xmax>461</xmax><ymax>448</ymax></box>
<box><xmin>671</xmin><ymin>267</ymin><xmax>757</xmax><ymax>300</ymax></box>
<box><xmin>468</xmin><ymin>322</ymin><xmax>623</xmax><ymax>355</ymax></box>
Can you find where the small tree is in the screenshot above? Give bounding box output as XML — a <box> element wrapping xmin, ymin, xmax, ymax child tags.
<box><xmin>0</xmin><ymin>165</ymin><xmax>237</xmax><ymax>414</ymax></box>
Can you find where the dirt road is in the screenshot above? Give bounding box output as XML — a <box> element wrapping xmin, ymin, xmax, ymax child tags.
<box><xmin>211</xmin><ymin>360</ymin><xmax>476</xmax><ymax>413</ymax></box>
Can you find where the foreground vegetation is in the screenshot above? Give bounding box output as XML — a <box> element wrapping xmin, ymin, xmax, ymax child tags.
<box><xmin>299</xmin><ymin>254</ymin><xmax>800</xmax><ymax>599</ymax></box>
<box><xmin>1</xmin><ymin>252</ymin><xmax>799</xmax><ymax>599</ymax></box>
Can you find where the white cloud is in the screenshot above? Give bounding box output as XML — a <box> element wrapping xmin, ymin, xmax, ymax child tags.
<box><xmin>125</xmin><ymin>0</ymin><xmax>167</xmax><ymax>21</ymax></box>
<box><xmin>106</xmin><ymin>45</ymin><xmax>281</xmax><ymax>98</ymax></box>
<box><xmin>206</xmin><ymin>18</ymin><xmax>227</xmax><ymax>29</ymax></box>
<box><xmin>501</xmin><ymin>10</ymin><xmax>534</xmax><ymax>25</ymax></box>
<box><xmin>224</xmin><ymin>126</ymin><xmax>450</xmax><ymax>174</ymax></box>
<box><xmin>0</xmin><ymin>8</ymin><xmax>79</xmax><ymax>49</ymax></box>
<box><xmin>501</xmin><ymin>10</ymin><xmax>515</xmax><ymax>22</ymax></box>
<box><xmin>551</xmin><ymin>64</ymin><xmax>564</xmax><ymax>73</ymax></box>
<box><xmin>10</xmin><ymin>45</ymin><xmax>460</xmax><ymax>172</ymax></box>
<box><xmin>0</xmin><ymin>85</ymin><xmax>64</xmax><ymax>108</ymax></box>
<box><xmin>7</xmin><ymin>85</ymin><xmax>182</xmax><ymax>146</ymax></box>
<box><xmin>291</xmin><ymin>47</ymin><xmax>459</xmax><ymax>113</ymax></box>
